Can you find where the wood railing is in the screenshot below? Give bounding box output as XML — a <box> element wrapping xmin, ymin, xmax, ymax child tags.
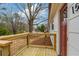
<box><xmin>0</xmin><ymin>32</ymin><xmax>56</xmax><ymax>56</ymax></box>
<box><xmin>28</xmin><ymin>32</ymin><xmax>50</xmax><ymax>46</ymax></box>
<box><xmin>0</xmin><ymin>33</ymin><xmax>29</xmax><ymax>56</ymax></box>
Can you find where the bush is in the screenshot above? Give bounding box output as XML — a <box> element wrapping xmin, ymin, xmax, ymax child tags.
<box><xmin>0</xmin><ymin>27</ymin><xmax>10</xmax><ymax>36</ymax></box>
<box><xmin>37</xmin><ymin>24</ymin><xmax>45</xmax><ymax>32</ymax></box>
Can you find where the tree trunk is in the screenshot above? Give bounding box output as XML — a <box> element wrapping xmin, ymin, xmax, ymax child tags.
<box><xmin>11</xmin><ymin>21</ymin><xmax>17</xmax><ymax>34</ymax></box>
<box><xmin>29</xmin><ymin>20</ymin><xmax>33</xmax><ymax>32</ymax></box>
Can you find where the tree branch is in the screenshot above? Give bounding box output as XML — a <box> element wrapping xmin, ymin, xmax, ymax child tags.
<box><xmin>16</xmin><ymin>4</ymin><xmax>29</xmax><ymax>20</ymax></box>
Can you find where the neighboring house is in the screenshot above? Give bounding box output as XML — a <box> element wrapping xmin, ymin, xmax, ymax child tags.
<box><xmin>49</xmin><ymin>3</ymin><xmax>79</xmax><ymax>56</ymax></box>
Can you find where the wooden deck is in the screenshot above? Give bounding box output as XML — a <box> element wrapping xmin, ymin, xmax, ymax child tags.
<box><xmin>15</xmin><ymin>46</ymin><xmax>57</xmax><ymax>56</ymax></box>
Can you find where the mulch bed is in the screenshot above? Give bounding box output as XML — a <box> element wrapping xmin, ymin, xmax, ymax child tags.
<box><xmin>30</xmin><ymin>37</ymin><xmax>52</xmax><ymax>46</ymax></box>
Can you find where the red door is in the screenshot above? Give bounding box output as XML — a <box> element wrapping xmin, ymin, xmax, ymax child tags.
<box><xmin>60</xmin><ymin>4</ymin><xmax>67</xmax><ymax>56</ymax></box>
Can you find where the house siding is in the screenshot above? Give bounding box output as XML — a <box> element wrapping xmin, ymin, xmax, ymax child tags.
<box><xmin>50</xmin><ymin>10</ymin><xmax>60</xmax><ymax>55</ymax></box>
<box><xmin>67</xmin><ymin>3</ymin><xmax>79</xmax><ymax>56</ymax></box>
<box><xmin>50</xmin><ymin>3</ymin><xmax>79</xmax><ymax>56</ymax></box>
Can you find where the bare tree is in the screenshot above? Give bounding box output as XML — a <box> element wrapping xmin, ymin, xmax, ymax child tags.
<box><xmin>16</xmin><ymin>3</ymin><xmax>48</xmax><ymax>32</ymax></box>
<box><xmin>0</xmin><ymin>6</ymin><xmax>19</xmax><ymax>34</ymax></box>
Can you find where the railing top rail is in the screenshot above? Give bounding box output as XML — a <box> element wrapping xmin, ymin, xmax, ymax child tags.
<box><xmin>0</xmin><ymin>32</ymin><xmax>29</xmax><ymax>40</ymax></box>
<box><xmin>0</xmin><ymin>40</ymin><xmax>12</xmax><ymax>47</ymax></box>
<box><xmin>0</xmin><ymin>32</ymin><xmax>55</xmax><ymax>40</ymax></box>
<box><xmin>28</xmin><ymin>32</ymin><xmax>50</xmax><ymax>35</ymax></box>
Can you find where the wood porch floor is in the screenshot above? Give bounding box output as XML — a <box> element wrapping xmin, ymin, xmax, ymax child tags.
<box><xmin>15</xmin><ymin>46</ymin><xmax>57</xmax><ymax>56</ymax></box>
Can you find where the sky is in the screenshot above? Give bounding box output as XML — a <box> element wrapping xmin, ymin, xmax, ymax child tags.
<box><xmin>0</xmin><ymin>3</ymin><xmax>19</xmax><ymax>13</ymax></box>
<box><xmin>0</xmin><ymin>3</ymin><xmax>48</xmax><ymax>25</ymax></box>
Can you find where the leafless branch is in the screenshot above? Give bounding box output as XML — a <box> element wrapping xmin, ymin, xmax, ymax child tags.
<box><xmin>16</xmin><ymin>4</ymin><xmax>29</xmax><ymax>20</ymax></box>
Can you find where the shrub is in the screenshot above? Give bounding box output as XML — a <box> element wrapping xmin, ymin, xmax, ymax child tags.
<box><xmin>37</xmin><ymin>24</ymin><xmax>45</xmax><ymax>32</ymax></box>
<box><xmin>0</xmin><ymin>27</ymin><xmax>10</xmax><ymax>36</ymax></box>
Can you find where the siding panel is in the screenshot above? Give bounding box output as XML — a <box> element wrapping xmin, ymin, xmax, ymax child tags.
<box><xmin>68</xmin><ymin>3</ymin><xmax>79</xmax><ymax>56</ymax></box>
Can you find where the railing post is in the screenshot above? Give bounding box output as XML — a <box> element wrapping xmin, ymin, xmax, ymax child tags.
<box><xmin>2</xmin><ymin>45</ymin><xmax>11</xmax><ymax>56</ymax></box>
<box><xmin>44</xmin><ymin>33</ymin><xmax>47</xmax><ymax>45</ymax></box>
<box><xmin>53</xmin><ymin>32</ymin><xmax>56</xmax><ymax>51</ymax></box>
<box><xmin>45</xmin><ymin>33</ymin><xmax>47</xmax><ymax>39</ymax></box>
<box><xmin>27</xmin><ymin>34</ymin><xmax>29</xmax><ymax>48</ymax></box>
<box><xmin>0</xmin><ymin>40</ymin><xmax>12</xmax><ymax>56</ymax></box>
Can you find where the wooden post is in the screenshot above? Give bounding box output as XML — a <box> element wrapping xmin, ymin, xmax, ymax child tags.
<box><xmin>0</xmin><ymin>40</ymin><xmax>12</xmax><ymax>56</ymax></box>
<box><xmin>27</xmin><ymin>34</ymin><xmax>29</xmax><ymax>48</ymax></box>
<box><xmin>2</xmin><ymin>45</ymin><xmax>10</xmax><ymax>56</ymax></box>
<box><xmin>0</xmin><ymin>48</ymin><xmax>2</xmax><ymax>55</ymax></box>
<box><xmin>8</xmin><ymin>45</ymin><xmax>11</xmax><ymax>56</ymax></box>
<box><xmin>45</xmin><ymin>33</ymin><xmax>47</xmax><ymax>39</ymax></box>
<box><xmin>53</xmin><ymin>32</ymin><xmax>56</xmax><ymax>51</ymax></box>
<box><xmin>44</xmin><ymin>33</ymin><xmax>47</xmax><ymax>45</ymax></box>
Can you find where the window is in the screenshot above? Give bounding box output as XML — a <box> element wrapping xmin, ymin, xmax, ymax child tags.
<box><xmin>52</xmin><ymin>24</ymin><xmax>54</xmax><ymax>30</ymax></box>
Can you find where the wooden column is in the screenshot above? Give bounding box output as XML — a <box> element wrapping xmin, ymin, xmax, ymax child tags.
<box><xmin>60</xmin><ymin>4</ymin><xmax>67</xmax><ymax>56</ymax></box>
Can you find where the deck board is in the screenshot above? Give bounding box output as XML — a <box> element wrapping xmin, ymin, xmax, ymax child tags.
<box><xmin>16</xmin><ymin>46</ymin><xmax>57</xmax><ymax>56</ymax></box>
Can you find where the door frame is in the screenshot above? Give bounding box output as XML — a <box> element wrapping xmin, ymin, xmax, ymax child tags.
<box><xmin>59</xmin><ymin>3</ymin><xmax>67</xmax><ymax>56</ymax></box>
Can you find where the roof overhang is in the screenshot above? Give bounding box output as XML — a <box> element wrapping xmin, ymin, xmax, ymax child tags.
<box><xmin>48</xmin><ymin>3</ymin><xmax>64</xmax><ymax>23</ymax></box>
